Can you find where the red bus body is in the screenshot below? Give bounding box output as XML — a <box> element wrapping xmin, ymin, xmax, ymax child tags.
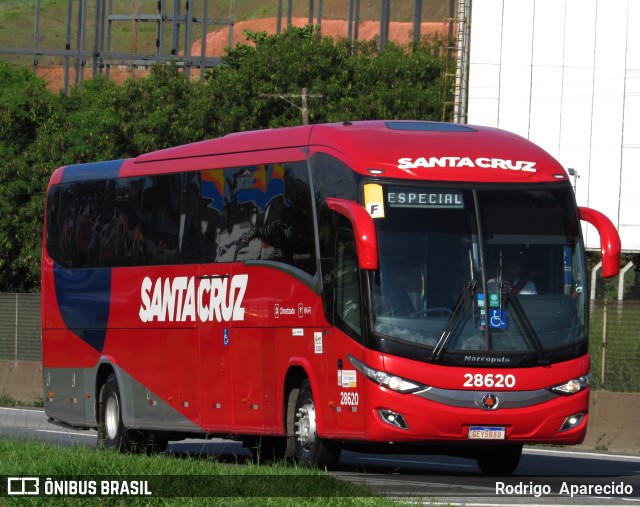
<box><xmin>41</xmin><ymin>121</ymin><xmax>620</xmax><ymax>473</ymax></box>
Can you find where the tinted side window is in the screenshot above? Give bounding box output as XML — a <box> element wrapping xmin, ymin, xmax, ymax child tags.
<box><xmin>100</xmin><ymin>177</ymin><xmax>144</xmax><ymax>267</ymax></box>
<box><xmin>180</xmin><ymin>171</ymin><xmax>202</xmax><ymax>264</ymax></box>
<box><xmin>218</xmin><ymin>166</ymin><xmax>262</xmax><ymax>262</ymax></box>
<box><xmin>200</xmin><ymin>169</ymin><xmax>224</xmax><ymax>262</ymax></box>
<box><xmin>271</xmin><ymin>161</ymin><xmax>315</xmax><ymax>275</ymax></box>
<box><xmin>310</xmin><ymin>152</ymin><xmax>359</xmax><ymax>262</ymax></box>
<box><xmin>140</xmin><ymin>174</ymin><xmax>182</xmax><ymax>265</ymax></box>
<box><xmin>46</xmin><ymin>186</ymin><xmax>63</xmax><ymax>265</ymax></box>
<box><xmin>212</xmin><ymin>162</ymin><xmax>316</xmax><ymax>274</ymax></box>
<box><xmin>335</xmin><ymin>227</ymin><xmax>362</xmax><ymax>339</ymax></box>
<box><xmin>46</xmin><ymin>162</ymin><xmax>317</xmax><ymax>271</ymax></box>
<box><xmin>58</xmin><ymin>185</ymin><xmax>76</xmax><ymax>266</ymax></box>
<box><xmin>47</xmin><ymin>181</ymin><xmax>105</xmax><ymax>268</ymax></box>
<box><xmin>310</xmin><ymin>153</ymin><xmax>360</xmax><ymax>318</ymax></box>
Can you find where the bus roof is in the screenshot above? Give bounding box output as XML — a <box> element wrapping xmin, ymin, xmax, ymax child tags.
<box><xmin>135</xmin><ymin>120</ymin><xmax>568</xmax><ymax>184</ymax></box>
<box><xmin>52</xmin><ymin>121</ymin><xmax>570</xmax><ymax>185</ymax></box>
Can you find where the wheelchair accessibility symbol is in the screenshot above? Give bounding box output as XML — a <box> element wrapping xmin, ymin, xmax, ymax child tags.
<box><xmin>489</xmin><ymin>309</ymin><xmax>508</xmax><ymax>329</ymax></box>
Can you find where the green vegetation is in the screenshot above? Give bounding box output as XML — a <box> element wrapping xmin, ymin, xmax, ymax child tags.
<box><xmin>0</xmin><ymin>392</ymin><xmax>18</xmax><ymax>406</ymax></box>
<box><xmin>0</xmin><ymin>392</ymin><xmax>43</xmax><ymax>407</ymax></box>
<box><xmin>0</xmin><ymin>439</ymin><xmax>404</xmax><ymax>505</ymax></box>
<box><xmin>0</xmin><ymin>25</ymin><xmax>454</xmax><ymax>293</ymax></box>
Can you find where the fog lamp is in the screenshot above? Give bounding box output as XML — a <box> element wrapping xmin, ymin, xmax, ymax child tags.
<box><xmin>560</xmin><ymin>412</ymin><xmax>584</xmax><ymax>432</ymax></box>
<box><xmin>378</xmin><ymin>409</ymin><xmax>409</xmax><ymax>430</ymax></box>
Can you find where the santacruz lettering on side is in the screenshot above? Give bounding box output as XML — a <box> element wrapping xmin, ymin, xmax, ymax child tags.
<box><xmin>139</xmin><ymin>274</ymin><xmax>247</xmax><ymax>323</ymax></box>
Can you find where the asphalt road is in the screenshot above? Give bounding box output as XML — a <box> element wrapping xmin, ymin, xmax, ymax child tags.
<box><xmin>2</xmin><ymin>406</ymin><xmax>639</xmax><ymax>505</ymax></box>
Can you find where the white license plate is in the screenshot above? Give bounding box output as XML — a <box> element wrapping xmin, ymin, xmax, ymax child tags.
<box><xmin>468</xmin><ymin>426</ymin><xmax>506</xmax><ymax>440</ymax></box>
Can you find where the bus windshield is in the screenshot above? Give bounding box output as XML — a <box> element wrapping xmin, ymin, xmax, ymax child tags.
<box><xmin>368</xmin><ymin>183</ymin><xmax>587</xmax><ymax>365</ymax></box>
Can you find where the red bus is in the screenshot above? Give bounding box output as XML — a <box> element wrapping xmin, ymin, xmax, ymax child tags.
<box><xmin>42</xmin><ymin>120</ymin><xmax>620</xmax><ymax>474</ymax></box>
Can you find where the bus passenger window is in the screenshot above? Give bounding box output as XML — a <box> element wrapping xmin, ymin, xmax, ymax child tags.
<box><xmin>213</xmin><ymin>162</ymin><xmax>316</xmax><ymax>274</ymax></box>
<box><xmin>200</xmin><ymin>168</ymin><xmax>224</xmax><ymax>262</ymax></box>
<box><xmin>100</xmin><ymin>177</ymin><xmax>144</xmax><ymax>267</ymax></box>
<box><xmin>45</xmin><ymin>186</ymin><xmax>63</xmax><ymax>266</ymax></box>
<box><xmin>180</xmin><ymin>171</ymin><xmax>202</xmax><ymax>264</ymax></box>
<box><xmin>99</xmin><ymin>180</ymin><xmax>119</xmax><ymax>266</ymax></box>
<box><xmin>141</xmin><ymin>174</ymin><xmax>182</xmax><ymax>265</ymax></box>
<box><xmin>336</xmin><ymin>230</ymin><xmax>362</xmax><ymax>337</ymax></box>
<box><xmin>73</xmin><ymin>181</ymin><xmax>104</xmax><ymax>268</ymax></box>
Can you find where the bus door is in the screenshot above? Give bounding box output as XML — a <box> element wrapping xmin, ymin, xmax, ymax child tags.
<box><xmin>330</xmin><ymin>226</ymin><xmax>366</xmax><ymax>437</ymax></box>
<box><xmin>230</xmin><ymin>321</ymin><xmax>271</xmax><ymax>433</ymax></box>
<box><xmin>198</xmin><ymin>265</ymin><xmax>237</xmax><ymax>431</ymax></box>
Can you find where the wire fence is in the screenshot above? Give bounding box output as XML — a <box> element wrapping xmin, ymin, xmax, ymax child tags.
<box><xmin>0</xmin><ymin>293</ymin><xmax>41</xmax><ymax>362</ymax></box>
<box><xmin>589</xmin><ymin>300</ymin><xmax>640</xmax><ymax>392</ymax></box>
<box><xmin>1</xmin><ymin>293</ymin><xmax>639</xmax><ymax>392</ymax></box>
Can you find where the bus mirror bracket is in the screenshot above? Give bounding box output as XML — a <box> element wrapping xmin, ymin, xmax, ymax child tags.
<box><xmin>326</xmin><ymin>197</ymin><xmax>378</xmax><ymax>270</ymax></box>
<box><xmin>578</xmin><ymin>206</ymin><xmax>621</xmax><ymax>278</ymax></box>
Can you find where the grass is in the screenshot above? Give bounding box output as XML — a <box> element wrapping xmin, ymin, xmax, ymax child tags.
<box><xmin>0</xmin><ymin>439</ymin><xmax>407</xmax><ymax>506</ymax></box>
<box><xmin>0</xmin><ymin>392</ymin><xmax>18</xmax><ymax>406</ymax></box>
<box><xmin>0</xmin><ymin>392</ymin><xmax>43</xmax><ymax>408</ymax></box>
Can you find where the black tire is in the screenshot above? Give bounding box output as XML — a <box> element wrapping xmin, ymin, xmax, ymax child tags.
<box><xmin>476</xmin><ymin>444</ymin><xmax>523</xmax><ymax>475</ymax></box>
<box><xmin>290</xmin><ymin>379</ymin><xmax>341</xmax><ymax>469</ymax></box>
<box><xmin>98</xmin><ymin>373</ymin><xmax>132</xmax><ymax>452</ymax></box>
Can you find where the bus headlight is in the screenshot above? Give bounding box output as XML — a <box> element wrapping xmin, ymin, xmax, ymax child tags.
<box><xmin>548</xmin><ymin>374</ymin><xmax>591</xmax><ymax>395</ymax></box>
<box><xmin>347</xmin><ymin>354</ymin><xmax>427</xmax><ymax>394</ymax></box>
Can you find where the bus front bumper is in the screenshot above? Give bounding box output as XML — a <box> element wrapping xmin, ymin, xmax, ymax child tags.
<box><xmin>360</xmin><ymin>387</ymin><xmax>589</xmax><ymax>445</ymax></box>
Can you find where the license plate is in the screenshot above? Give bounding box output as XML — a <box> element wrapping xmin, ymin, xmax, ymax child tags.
<box><xmin>468</xmin><ymin>426</ymin><xmax>506</xmax><ymax>440</ymax></box>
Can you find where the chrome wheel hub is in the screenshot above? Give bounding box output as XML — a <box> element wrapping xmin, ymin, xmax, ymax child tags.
<box><xmin>295</xmin><ymin>402</ymin><xmax>316</xmax><ymax>449</ymax></box>
<box><xmin>105</xmin><ymin>394</ymin><xmax>120</xmax><ymax>439</ymax></box>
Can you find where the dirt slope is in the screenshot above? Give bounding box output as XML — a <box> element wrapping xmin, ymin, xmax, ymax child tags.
<box><xmin>37</xmin><ymin>17</ymin><xmax>449</xmax><ymax>91</ymax></box>
<box><xmin>190</xmin><ymin>17</ymin><xmax>450</xmax><ymax>56</ymax></box>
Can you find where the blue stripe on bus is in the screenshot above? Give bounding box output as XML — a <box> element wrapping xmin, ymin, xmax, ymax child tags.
<box><xmin>60</xmin><ymin>159</ymin><xmax>125</xmax><ymax>183</ymax></box>
<box><xmin>53</xmin><ymin>264</ymin><xmax>112</xmax><ymax>352</ymax></box>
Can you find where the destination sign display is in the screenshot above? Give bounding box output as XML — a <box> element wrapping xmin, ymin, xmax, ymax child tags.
<box><xmin>387</xmin><ymin>188</ymin><xmax>464</xmax><ymax>209</ymax></box>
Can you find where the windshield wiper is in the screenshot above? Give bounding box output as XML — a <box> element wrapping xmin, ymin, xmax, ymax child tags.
<box><xmin>430</xmin><ymin>280</ymin><xmax>477</xmax><ymax>362</ymax></box>
<box><xmin>502</xmin><ymin>283</ymin><xmax>550</xmax><ymax>366</ymax></box>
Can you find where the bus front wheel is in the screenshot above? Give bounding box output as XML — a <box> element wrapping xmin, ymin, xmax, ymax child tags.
<box><xmin>290</xmin><ymin>379</ymin><xmax>341</xmax><ymax>468</ymax></box>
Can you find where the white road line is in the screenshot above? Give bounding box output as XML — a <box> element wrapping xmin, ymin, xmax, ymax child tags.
<box><xmin>35</xmin><ymin>428</ymin><xmax>95</xmax><ymax>437</ymax></box>
<box><xmin>524</xmin><ymin>447</ymin><xmax>640</xmax><ymax>461</ymax></box>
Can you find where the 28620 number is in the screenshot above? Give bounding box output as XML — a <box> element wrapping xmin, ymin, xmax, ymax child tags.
<box><xmin>340</xmin><ymin>391</ymin><xmax>359</xmax><ymax>406</ymax></box>
<box><xmin>463</xmin><ymin>373</ymin><xmax>516</xmax><ymax>388</ymax></box>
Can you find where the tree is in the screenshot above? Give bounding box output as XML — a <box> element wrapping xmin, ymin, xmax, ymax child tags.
<box><xmin>113</xmin><ymin>63</ymin><xmax>208</xmax><ymax>154</ymax></box>
<box><xmin>0</xmin><ymin>62</ymin><xmax>56</xmax><ymax>292</ymax></box>
<box><xmin>204</xmin><ymin>26</ymin><xmax>453</xmax><ymax>128</ymax></box>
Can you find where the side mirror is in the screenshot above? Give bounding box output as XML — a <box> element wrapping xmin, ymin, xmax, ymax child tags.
<box><xmin>326</xmin><ymin>197</ymin><xmax>378</xmax><ymax>270</ymax></box>
<box><xmin>579</xmin><ymin>206</ymin><xmax>621</xmax><ymax>278</ymax></box>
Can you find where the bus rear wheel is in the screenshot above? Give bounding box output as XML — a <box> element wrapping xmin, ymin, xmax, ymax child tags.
<box><xmin>98</xmin><ymin>374</ymin><xmax>132</xmax><ymax>451</ymax></box>
<box><xmin>476</xmin><ymin>444</ymin><xmax>523</xmax><ymax>475</ymax></box>
<box><xmin>98</xmin><ymin>374</ymin><xmax>167</xmax><ymax>454</ymax></box>
<box><xmin>290</xmin><ymin>379</ymin><xmax>341</xmax><ymax>469</ymax></box>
